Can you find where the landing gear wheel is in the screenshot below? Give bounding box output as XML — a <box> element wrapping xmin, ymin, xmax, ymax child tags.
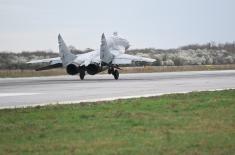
<box><xmin>79</xmin><ymin>72</ymin><xmax>85</xmax><ymax>80</ymax></box>
<box><xmin>112</xmin><ymin>70</ymin><xmax>119</xmax><ymax>80</ymax></box>
<box><xmin>108</xmin><ymin>68</ymin><xmax>114</xmax><ymax>74</ymax></box>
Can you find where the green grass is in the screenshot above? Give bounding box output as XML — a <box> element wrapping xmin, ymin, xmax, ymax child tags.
<box><xmin>0</xmin><ymin>90</ymin><xmax>235</xmax><ymax>155</ymax></box>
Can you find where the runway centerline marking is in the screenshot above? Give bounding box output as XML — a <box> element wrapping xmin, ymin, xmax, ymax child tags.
<box><xmin>0</xmin><ymin>93</ymin><xmax>41</xmax><ymax>97</ymax></box>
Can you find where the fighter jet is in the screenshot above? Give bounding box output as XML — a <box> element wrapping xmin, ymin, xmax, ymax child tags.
<box><xmin>28</xmin><ymin>33</ymin><xmax>155</xmax><ymax>80</ymax></box>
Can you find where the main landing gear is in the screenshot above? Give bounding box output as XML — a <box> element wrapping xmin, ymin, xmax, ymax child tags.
<box><xmin>113</xmin><ymin>70</ymin><xmax>119</xmax><ymax>80</ymax></box>
<box><xmin>108</xmin><ymin>67</ymin><xmax>119</xmax><ymax>80</ymax></box>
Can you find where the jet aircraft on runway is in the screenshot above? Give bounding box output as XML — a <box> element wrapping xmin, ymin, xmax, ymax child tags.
<box><xmin>28</xmin><ymin>33</ymin><xmax>155</xmax><ymax>80</ymax></box>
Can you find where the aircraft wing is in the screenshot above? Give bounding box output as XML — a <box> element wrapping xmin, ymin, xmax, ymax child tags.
<box><xmin>27</xmin><ymin>57</ymin><xmax>63</xmax><ymax>71</ymax></box>
<box><xmin>112</xmin><ymin>54</ymin><xmax>155</xmax><ymax>65</ymax></box>
<box><xmin>27</xmin><ymin>57</ymin><xmax>62</xmax><ymax>64</ymax></box>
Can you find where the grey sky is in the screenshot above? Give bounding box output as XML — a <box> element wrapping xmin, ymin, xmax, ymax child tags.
<box><xmin>0</xmin><ymin>0</ymin><xmax>234</xmax><ymax>52</ymax></box>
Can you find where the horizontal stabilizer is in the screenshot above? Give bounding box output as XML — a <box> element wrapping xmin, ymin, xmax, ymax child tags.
<box><xmin>35</xmin><ymin>63</ymin><xmax>62</xmax><ymax>71</ymax></box>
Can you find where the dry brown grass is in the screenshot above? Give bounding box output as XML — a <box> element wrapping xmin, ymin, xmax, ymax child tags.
<box><xmin>0</xmin><ymin>69</ymin><xmax>66</xmax><ymax>78</ymax></box>
<box><xmin>120</xmin><ymin>64</ymin><xmax>235</xmax><ymax>73</ymax></box>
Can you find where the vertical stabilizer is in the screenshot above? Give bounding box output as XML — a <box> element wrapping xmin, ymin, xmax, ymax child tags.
<box><xmin>100</xmin><ymin>33</ymin><xmax>114</xmax><ymax>65</ymax></box>
<box><xmin>58</xmin><ymin>34</ymin><xmax>76</xmax><ymax>66</ymax></box>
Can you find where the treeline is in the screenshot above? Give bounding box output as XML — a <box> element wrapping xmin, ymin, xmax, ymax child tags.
<box><xmin>0</xmin><ymin>42</ymin><xmax>235</xmax><ymax>70</ymax></box>
<box><xmin>127</xmin><ymin>42</ymin><xmax>235</xmax><ymax>66</ymax></box>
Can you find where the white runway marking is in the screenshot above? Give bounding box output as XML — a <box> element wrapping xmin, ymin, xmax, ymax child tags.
<box><xmin>0</xmin><ymin>88</ymin><xmax>233</xmax><ymax>110</ymax></box>
<box><xmin>0</xmin><ymin>93</ymin><xmax>41</xmax><ymax>97</ymax></box>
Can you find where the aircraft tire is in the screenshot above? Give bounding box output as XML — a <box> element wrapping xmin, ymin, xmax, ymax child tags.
<box><xmin>80</xmin><ymin>72</ymin><xmax>85</xmax><ymax>80</ymax></box>
<box><xmin>113</xmin><ymin>70</ymin><xmax>119</xmax><ymax>80</ymax></box>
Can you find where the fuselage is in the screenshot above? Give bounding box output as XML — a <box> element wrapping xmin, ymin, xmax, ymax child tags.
<box><xmin>27</xmin><ymin>33</ymin><xmax>154</xmax><ymax>80</ymax></box>
<box><xmin>65</xmin><ymin>35</ymin><xmax>130</xmax><ymax>76</ymax></box>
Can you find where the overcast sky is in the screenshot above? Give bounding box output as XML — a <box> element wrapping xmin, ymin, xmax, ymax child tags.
<box><xmin>0</xmin><ymin>0</ymin><xmax>234</xmax><ymax>52</ymax></box>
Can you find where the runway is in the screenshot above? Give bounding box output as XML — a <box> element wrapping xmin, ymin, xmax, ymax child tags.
<box><xmin>0</xmin><ymin>70</ymin><xmax>235</xmax><ymax>109</ymax></box>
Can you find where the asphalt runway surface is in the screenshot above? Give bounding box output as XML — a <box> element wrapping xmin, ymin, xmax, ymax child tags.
<box><xmin>0</xmin><ymin>70</ymin><xmax>235</xmax><ymax>109</ymax></box>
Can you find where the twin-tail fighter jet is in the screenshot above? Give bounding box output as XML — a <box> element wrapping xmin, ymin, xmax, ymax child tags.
<box><xmin>28</xmin><ymin>33</ymin><xmax>155</xmax><ymax>80</ymax></box>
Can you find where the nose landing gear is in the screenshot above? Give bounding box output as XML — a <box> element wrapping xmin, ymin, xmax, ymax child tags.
<box><xmin>79</xmin><ymin>71</ymin><xmax>85</xmax><ymax>80</ymax></box>
<box><xmin>108</xmin><ymin>67</ymin><xmax>119</xmax><ymax>80</ymax></box>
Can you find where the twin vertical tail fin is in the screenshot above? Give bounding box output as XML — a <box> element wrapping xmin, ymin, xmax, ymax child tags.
<box><xmin>100</xmin><ymin>33</ymin><xmax>114</xmax><ymax>65</ymax></box>
<box><xmin>58</xmin><ymin>34</ymin><xmax>76</xmax><ymax>66</ymax></box>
